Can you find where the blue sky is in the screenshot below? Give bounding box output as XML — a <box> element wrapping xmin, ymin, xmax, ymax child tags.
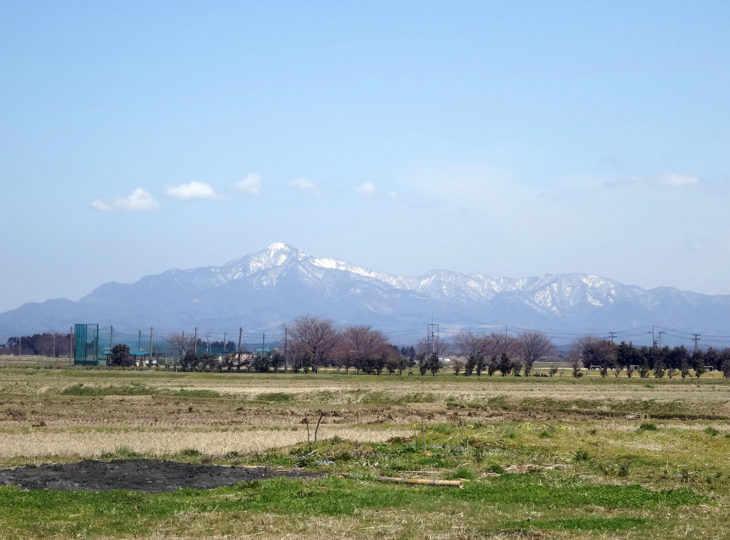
<box><xmin>1</xmin><ymin>1</ymin><xmax>729</xmax><ymax>311</ymax></box>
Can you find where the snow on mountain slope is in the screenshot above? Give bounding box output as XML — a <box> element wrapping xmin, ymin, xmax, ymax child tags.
<box><xmin>1</xmin><ymin>242</ymin><xmax>729</xmax><ymax>341</ymax></box>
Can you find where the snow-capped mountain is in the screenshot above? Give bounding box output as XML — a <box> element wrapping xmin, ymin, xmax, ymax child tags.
<box><xmin>1</xmin><ymin>242</ymin><xmax>729</xmax><ymax>343</ymax></box>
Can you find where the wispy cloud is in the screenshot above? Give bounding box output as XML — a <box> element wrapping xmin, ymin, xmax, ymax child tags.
<box><xmin>165</xmin><ymin>181</ymin><xmax>217</xmax><ymax>200</ymax></box>
<box><xmin>355</xmin><ymin>182</ymin><xmax>375</xmax><ymax>196</ymax></box>
<box><xmin>684</xmin><ymin>235</ymin><xmax>716</xmax><ymax>253</ymax></box>
<box><xmin>657</xmin><ymin>173</ymin><xmax>699</xmax><ymax>187</ymax></box>
<box><xmin>233</xmin><ymin>173</ymin><xmax>261</xmax><ymax>195</ymax></box>
<box><xmin>290</xmin><ymin>177</ymin><xmax>317</xmax><ymax>194</ymax></box>
<box><xmin>91</xmin><ymin>199</ymin><xmax>112</xmax><ymax>211</ymax></box>
<box><xmin>602</xmin><ymin>173</ymin><xmax>699</xmax><ymax>189</ymax></box>
<box><xmin>91</xmin><ymin>188</ymin><xmax>159</xmax><ymax>212</ymax></box>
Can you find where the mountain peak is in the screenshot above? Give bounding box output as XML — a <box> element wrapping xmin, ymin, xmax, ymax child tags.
<box><xmin>267</xmin><ymin>242</ymin><xmax>295</xmax><ymax>252</ymax></box>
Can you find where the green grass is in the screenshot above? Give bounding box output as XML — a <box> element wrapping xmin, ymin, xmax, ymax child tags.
<box><xmin>0</xmin><ymin>474</ymin><xmax>706</xmax><ymax>539</ymax></box>
<box><xmin>257</xmin><ymin>392</ymin><xmax>294</xmax><ymax>402</ymax></box>
<box><xmin>59</xmin><ymin>383</ymin><xmax>154</xmax><ymax>396</ymax></box>
<box><xmin>167</xmin><ymin>388</ymin><xmax>221</xmax><ymax>398</ymax></box>
<box><xmin>359</xmin><ymin>391</ymin><xmax>437</xmax><ymax>405</ymax></box>
<box><xmin>100</xmin><ymin>446</ymin><xmax>142</xmax><ymax>459</ymax></box>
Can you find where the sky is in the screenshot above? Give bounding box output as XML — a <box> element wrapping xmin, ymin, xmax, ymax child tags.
<box><xmin>1</xmin><ymin>1</ymin><xmax>729</xmax><ymax>312</ymax></box>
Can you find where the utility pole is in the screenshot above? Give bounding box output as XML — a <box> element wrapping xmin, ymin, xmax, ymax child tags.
<box><xmin>262</xmin><ymin>332</ymin><xmax>266</xmax><ymax>356</ymax></box>
<box><xmin>193</xmin><ymin>327</ymin><xmax>198</xmax><ymax>355</ymax></box>
<box><xmin>70</xmin><ymin>326</ymin><xmax>74</xmax><ymax>359</ymax></box>
<box><xmin>149</xmin><ymin>327</ymin><xmax>153</xmax><ymax>366</ymax></box>
<box><xmin>608</xmin><ymin>331</ymin><xmax>617</xmax><ymax>343</ymax></box>
<box><xmin>138</xmin><ymin>329</ymin><xmax>142</xmax><ymax>353</ymax></box>
<box><xmin>692</xmin><ymin>333</ymin><xmax>701</xmax><ymax>353</ymax></box>
<box><xmin>223</xmin><ymin>332</ymin><xmax>227</xmax><ymax>354</ymax></box>
<box><xmin>658</xmin><ymin>330</ymin><xmax>665</xmax><ymax>347</ymax></box>
<box><xmin>649</xmin><ymin>326</ymin><xmax>657</xmax><ymax>347</ymax></box>
<box><xmin>237</xmin><ymin>327</ymin><xmax>242</xmax><ymax>358</ymax></box>
<box><xmin>284</xmin><ymin>328</ymin><xmax>288</xmax><ymax>372</ymax></box>
<box><xmin>110</xmin><ymin>326</ymin><xmax>114</xmax><ymax>350</ymax></box>
<box><xmin>206</xmin><ymin>333</ymin><xmax>211</xmax><ymax>355</ymax></box>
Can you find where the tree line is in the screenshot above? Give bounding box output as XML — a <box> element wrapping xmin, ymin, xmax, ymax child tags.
<box><xmin>1</xmin><ymin>333</ymin><xmax>73</xmax><ymax>357</ymax></box>
<box><xmin>7</xmin><ymin>322</ymin><xmax>730</xmax><ymax>379</ymax></box>
<box><xmin>567</xmin><ymin>337</ymin><xmax>730</xmax><ymax>379</ymax></box>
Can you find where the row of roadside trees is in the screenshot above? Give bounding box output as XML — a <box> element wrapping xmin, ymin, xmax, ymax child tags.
<box><xmin>567</xmin><ymin>337</ymin><xmax>730</xmax><ymax>378</ymax></box>
<box><xmin>85</xmin><ymin>317</ymin><xmax>730</xmax><ymax>379</ymax></box>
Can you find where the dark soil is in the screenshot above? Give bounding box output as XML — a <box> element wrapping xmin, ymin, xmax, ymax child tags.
<box><xmin>0</xmin><ymin>459</ymin><xmax>323</xmax><ymax>493</ymax></box>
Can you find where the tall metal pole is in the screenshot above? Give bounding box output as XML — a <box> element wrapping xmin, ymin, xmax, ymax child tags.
<box><xmin>284</xmin><ymin>328</ymin><xmax>288</xmax><ymax>372</ymax></box>
<box><xmin>193</xmin><ymin>327</ymin><xmax>198</xmax><ymax>355</ymax></box>
<box><xmin>692</xmin><ymin>333</ymin><xmax>701</xmax><ymax>353</ymax></box>
<box><xmin>149</xmin><ymin>327</ymin><xmax>154</xmax><ymax>366</ymax></box>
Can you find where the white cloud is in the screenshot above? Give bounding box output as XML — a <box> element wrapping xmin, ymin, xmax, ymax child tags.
<box><xmin>657</xmin><ymin>173</ymin><xmax>699</xmax><ymax>187</ymax></box>
<box><xmin>91</xmin><ymin>199</ymin><xmax>112</xmax><ymax>211</ymax></box>
<box><xmin>165</xmin><ymin>181</ymin><xmax>217</xmax><ymax>200</ymax></box>
<box><xmin>603</xmin><ymin>173</ymin><xmax>700</xmax><ymax>189</ymax></box>
<box><xmin>233</xmin><ymin>173</ymin><xmax>261</xmax><ymax>195</ymax></box>
<box><xmin>91</xmin><ymin>187</ymin><xmax>159</xmax><ymax>212</ymax></box>
<box><xmin>117</xmin><ymin>188</ymin><xmax>160</xmax><ymax>211</ymax></box>
<box><xmin>387</xmin><ymin>190</ymin><xmax>399</xmax><ymax>200</ymax></box>
<box><xmin>290</xmin><ymin>177</ymin><xmax>317</xmax><ymax>193</ymax></box>
<box><xmin>355</xmin><ymin>182</ymin><xmax>375</xmax><ymax>196</ymax></box>
<box><xmin>684</xmin><ymin>235</ymin><xmax>716</xmax><ymax>253</ymax></box>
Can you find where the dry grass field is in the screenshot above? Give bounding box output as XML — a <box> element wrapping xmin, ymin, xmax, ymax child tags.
<box><xmin>0</xmin><ymin>366</ymin><xmax>728</xmax><ymax>538</ymax></box>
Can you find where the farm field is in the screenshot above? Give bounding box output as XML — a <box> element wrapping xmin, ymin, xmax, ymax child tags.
<box><xmin>0</xmin><ymin>367</ymin><xmax>728</xmax><ymax>538</ymax></box>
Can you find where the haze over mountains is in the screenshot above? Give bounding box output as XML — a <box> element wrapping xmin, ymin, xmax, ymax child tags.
<box><xmin>2</xmin><ymin>243</ymin><xmax>729</xmax><ymax>344</ymax></box>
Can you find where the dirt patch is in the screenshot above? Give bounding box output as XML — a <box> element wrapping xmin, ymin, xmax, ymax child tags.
<box><xmin>0</xmin><ymin>459</ymin><xmax>323</xmax><ymax>493</ymax></box>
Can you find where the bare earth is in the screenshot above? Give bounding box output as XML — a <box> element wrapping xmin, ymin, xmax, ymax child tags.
<box><xmin>0</xmin><ymin>459</ymin><xmax>322</xmax><ymax>492</ymax></box>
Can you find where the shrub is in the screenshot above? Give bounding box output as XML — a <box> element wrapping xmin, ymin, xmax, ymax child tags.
<box><xmin>108</xmin><ymin>344</ymin><xmax>134</xmax><ymax>367</ymax></box>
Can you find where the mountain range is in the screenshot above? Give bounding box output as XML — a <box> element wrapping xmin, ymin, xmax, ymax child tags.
<box><xmin>1</xmin><ymin>242</ymin><xmax>729</xmax><ymax>344</ymax></box>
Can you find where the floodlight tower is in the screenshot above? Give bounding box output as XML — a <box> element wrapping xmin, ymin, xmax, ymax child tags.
<box><xmin>427</xmin><ymin>322</ymin><xmax>439</xmax><ymax>354</ymax></box>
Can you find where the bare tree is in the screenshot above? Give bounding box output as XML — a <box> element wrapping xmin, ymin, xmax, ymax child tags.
<box><xmin>286</xmin><ymin>316</ymin><xmax>340</xmax><ymax>373</ymax></box>
<box><xmin>341</xmin><ymin>325</ymin><xmax>392</xmax><ymax>374</ymax></box>
<box><xmin>484</xmin><ymin>333</ymin><xmax>521</xmax><ymax>374</ymax></box>
<box><xmin>518</xmin><ymin>332</ymin><xmax>556</xmax><ymax>377</ymax></box>
<box><xmin>414</xmin><ymin>337</ymin><xmax>446</xmax><ymax>376</ymax></box>
<box><xmin>168</xmin><ymin>333</ymin><xmax>194</xmax><ymax>360</ymax></box>
<box><xmin>453</xmin><ymin>331</ymin><xmax>488</xmax><ymax>376</ymax></box>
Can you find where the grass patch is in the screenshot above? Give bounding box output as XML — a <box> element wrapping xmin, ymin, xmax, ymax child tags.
<box><xmin>445</xmin><ymin>466</ymin><xmax>476</xmax><ymax>480</ymax></box>
<box><xmin>257</xmin><ymin>392</ymin><xmax>294</xmax><ymax>403</ymax></box>
<box><xmin>100</xmin><ymin>446</ymin><xmax>142</xmax><ymax>459</ymax></box>
<box><xmin>639</xmin><ymin>422</ymin><xmax>658</xmax><ymax>431</ymax></box>
<box><xmin>60</xmin><ymin>383</ymin><xmax>153</xmax><ymax>396</ymax></box>
<box><xmin>359</xmin><ymin>391</ymin><xmax>436</xmax><ymax>405</ymax></box>
<box><xmin>166</xmin><ymin>389</ymin><xmax>221</xmax><ymax>398</ymax></box>
<box><xmin>0</xmin><ymin>474</ymin><xmax>705</xmax><ymax>540</ymax></box>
